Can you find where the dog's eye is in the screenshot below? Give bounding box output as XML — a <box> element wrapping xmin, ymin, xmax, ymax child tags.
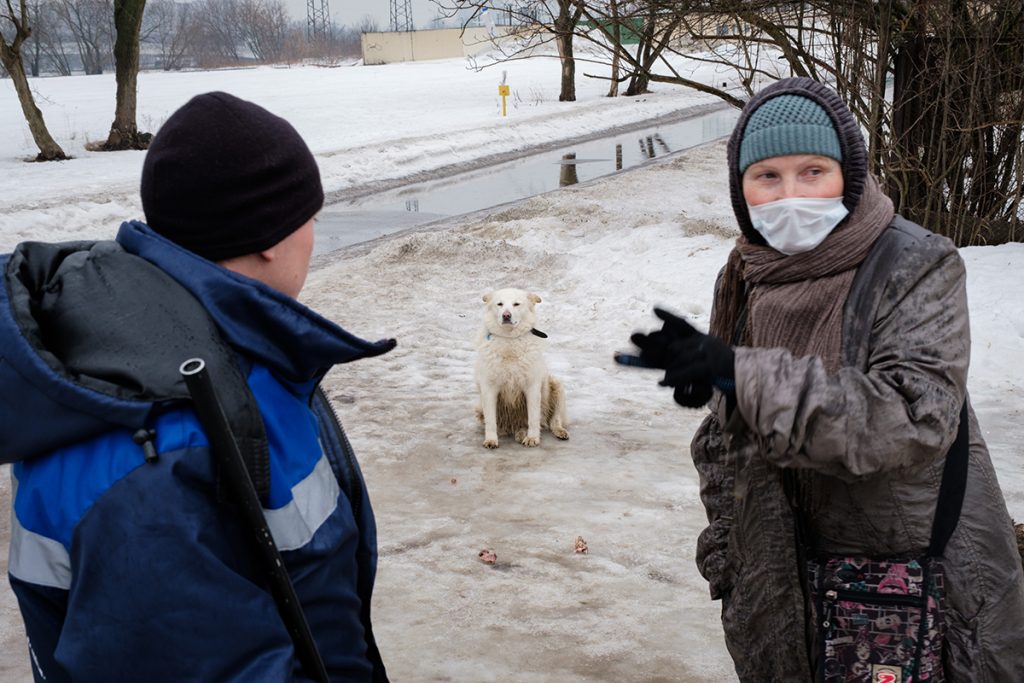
<box><xmin>513</xmin><ymin>303</ymin><xmax>520</xmax><ymax>307</ymax></box>
<box><xmin>496</xmin><ymin>302</ymin><xmax>502</xmax><ymax>307</ymax></box>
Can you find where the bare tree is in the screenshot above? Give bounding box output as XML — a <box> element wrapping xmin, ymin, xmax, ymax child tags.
<box><xmin>357</xmin><ymin>13</ymin><xmax>379</xmax><ymax>34</ymax></box>
<box><xmin>621</xmin><ymin>2</ymin><xmax>680</xmax><ymax>96</ymax></box>
<box><xmin>55</xmin><ymin>0</ymin><xmax>113</xmax><ymax>74</ymax></box>
<box><xmin>564</xmin><ymin>0</ymin><xmax>1021</xmax><ymax>244</ymax></box>
<box><xmin>571</xmin><ymin>1</ymin><xmax>745</xmax><ymax>105</ymax></box>
<box><xmin>24</xmin><ymin>0</ymin><xmax>42</xmax><ymax>74</ymax></box>
<box><xmin>142</xmin><ymin>0</ymin><xmax>196</xmax><ymax>70</ymax></box>
<box><xmin>884</xmin><ymin>1</ymin><xmax>1024</xmax><ymax>244</ymax></box>
<box><xmin>659</xmin><ymin>1</ymin><xmax>1024</xmax><ymax>244</ymax></box>
<box><xmin>428</xmin><ymin>1</ymin><xmax>1023</xmax><ymax>243</ymax></box>
<box><xmin>431</xmin><ymin>0</ymin><xmax>585</xmax><ymax>102</ymax></box>
<box><xmin>193</xmin><ymin>0</ymin><xmax>243</xmax><ymax>66</ymax></box>
<box><xmin>331</xmin><ymin>24</ymin><xmax>361</xmax><ymax>57</ymax></box>
<box><xmin>553</xmin><ymin>0</ymin><xmax>583</xmax><ymax>100</ymax></box>
<box><xmin>235</xmin><ymin>0</ymin><xmax>288</xmax><ymax>63</ymax></box>
<box><xmin>605</xmin><ymin>0</ymin><xmax>619</xmax><ymax>96</ymax></box>
<box><xmin>0</xmin><ymin>0</ymin><xmax>69</xmax><ymax>159</ymax></box>
<box><xmin>100</xmin><ymin>0</ymin><xmax>148</xmax><ymax>149</ymax></box>
<box><xmin>25</xmin><ymin>1</ymin><xmax>74</xmax><ymax>75</ymax></box>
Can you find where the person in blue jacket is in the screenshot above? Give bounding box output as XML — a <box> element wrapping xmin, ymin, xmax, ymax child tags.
<box><xmin>0</xmin><ymin>92</ymin><xmax>394</xmax><ymax>682</ymax></box>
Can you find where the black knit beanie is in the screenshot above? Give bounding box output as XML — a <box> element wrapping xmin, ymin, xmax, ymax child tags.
<box><xmin>140</xmin><ymin>92</ymin><xmax>324</xmax><ymax>261</ymax></box>
<box><xmin>726</xmin><ymin>78</ymin><xmax>867</xmax><ymax>245</ymax></box>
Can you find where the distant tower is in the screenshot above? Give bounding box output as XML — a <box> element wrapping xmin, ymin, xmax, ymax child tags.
<box><xmin>390</xmin><ymin>0</ymin><xmax>413</xmax><ymax>32</ymax></box>
<box><xmin>306</xmin><ymin>0</ymin><xmax>330</xmax><ymax>43</ymax></box>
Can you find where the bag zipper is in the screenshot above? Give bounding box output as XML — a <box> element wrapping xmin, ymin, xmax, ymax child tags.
<box><xmin>819</xmin><ymin>588</ymin><xmax>927</xmax><ymax>637</ymax></box>
<box><xmin>824</xmin><ymin>587</ymin><xmax>927</xmax><ymax>609</ymax></box>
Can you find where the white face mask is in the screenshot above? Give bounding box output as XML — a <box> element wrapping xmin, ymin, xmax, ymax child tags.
<box><xmin>747</xmin><ymin>196</ymin><xmax>849</xmax><ymax>255</ymax></box>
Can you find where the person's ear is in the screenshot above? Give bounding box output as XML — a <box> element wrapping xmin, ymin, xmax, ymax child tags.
<box><xmin>258</xmin><ymin>245</ymin><xmax>277</xmax><ymax>262</ymax></box>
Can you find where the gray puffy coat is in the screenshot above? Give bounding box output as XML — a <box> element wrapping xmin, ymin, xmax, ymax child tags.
<box><xmin>692</xmin><ymin>218</ymin><xmax>1024</xmax><ymax>681</ymax></box>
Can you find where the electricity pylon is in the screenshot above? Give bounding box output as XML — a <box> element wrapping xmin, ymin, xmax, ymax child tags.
<box><xmin>390</xmin><ymin>0</ymin><xmax>413</xmax><ymax>32</ymax></box>
<box><xmin>307</xmin><ymin>0</ymin><xmax>330</xmax><ymax>43</ymax></box>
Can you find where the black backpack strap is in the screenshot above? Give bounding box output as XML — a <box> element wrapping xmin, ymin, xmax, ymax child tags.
<box><xmin>205</xmin><ymin>351</ymin><xmax>271</xmax><ymax>503</ymax></box>
<box><xmin>107</xmin><ymin>255</ymin><xmax>322</xmax><ymax>679</ymax></box>
<box><xmin>928</xmin><ymin>400</ymin><xmax>970</xmax><ymax>556</ymax></box>
<box><xmin>182</xmin><ymin>359</ymin><xmax>329</xmax><ymax>683</ymax></box>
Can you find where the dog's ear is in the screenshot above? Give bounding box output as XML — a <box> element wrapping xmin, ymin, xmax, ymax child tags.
<box><xmin>482</xmin><ymin>292</ymin><xmax>492</xmax><ymax>304</ymax></box>
<box><xmin>528</xmin><ymin>292</ymin><xmax>542</xmax><ymax>305</ymax></box>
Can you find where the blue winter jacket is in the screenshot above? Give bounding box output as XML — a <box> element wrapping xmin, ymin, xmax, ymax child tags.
<box><xmin>0</xmin><ymin>221</ymin><xmax>395</xmax><ymax>682</ymax></box>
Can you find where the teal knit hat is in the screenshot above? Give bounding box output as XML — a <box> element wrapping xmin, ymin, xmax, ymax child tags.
<box><xmin>738</xmin><ymin>94</ymin><xmax>842</xmax><ymax>173</ymax></box>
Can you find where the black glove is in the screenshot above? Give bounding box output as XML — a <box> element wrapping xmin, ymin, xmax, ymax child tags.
<box><xmin>615</xmin><ymin>307</ymin><xmax>736</xmax><ymax>408</ymax></box>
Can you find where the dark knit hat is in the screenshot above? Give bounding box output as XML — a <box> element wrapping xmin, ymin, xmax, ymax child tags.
<box><xmin>738</xmin><ymin>94</ymin><xmax>842</xmax><ymax>173</ymax></box>
<box><xmin>727</xmin><ymin>78</ymin><xmax>867</xmax><ymax>245</ymax></box>
<box><xmin>140</xmin><ymin>92</ymin><xmax>323</xmax><ymax>262</ymax></box>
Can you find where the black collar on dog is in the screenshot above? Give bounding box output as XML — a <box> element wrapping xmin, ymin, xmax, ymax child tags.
<box><xmin>485</xmin><ymin>328</ymin><xmax>548</xmax><ymax>341</ymax></box>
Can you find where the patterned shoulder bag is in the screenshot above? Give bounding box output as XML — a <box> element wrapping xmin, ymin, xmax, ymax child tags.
<box><xmin>807</xmin><ymin>401</ymin><xmax>969</xmax><ymax>683</ymax></box>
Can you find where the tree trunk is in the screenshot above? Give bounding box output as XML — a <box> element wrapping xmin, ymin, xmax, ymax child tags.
<box><xmin>557</xmin><ymin>31</ymin><xmax>576</xmax><ymax>101</ymax></box>
<box><xmin>624</xmin><ymin>13</ymin><xmax>654</xmax><ymax>96</ymax></box>
<box><xmin>890</xmin><ymin>26</ymin><xmax>937</xmax><ymax>231</ymax></box>
<box><xmin>104</xmin><ymin>0</ymin><xmax>148</xmax><ymax>149</ymax></box>
<box><xmin>0</xmin><ymin>41</ymin><xmax>68</xmax><ymax>160</ymax></box>
<box><xmin>632</xmin><ymin>69</ymin><xmax>650</xmax><ymax>95</ymax></box>
<box><xmin>82</xmin><ymin>43</ymin><xmax>105</xmax><ymax>75</ymax></box>
<box><xmin>867</xmin><ymin>0</ymin><xmax>892</xmax><ymax>174</ymax></box>
<box><xmin>623</xmin><ymin>35</ymin><xmax>645</xmax><ymax>96</ymax></box>
<box><xmin>554</xmin><ymin>2</ymin><xmax>576</xmax><ymax>102</ymax></box>
<box><xmin>607</xmin><ymin>0</ymin><xmax>619</xmax><ymax>97</ymax></box>
<box><xmin>29</xmin><ymin>2</ymin><xmax>40</xmax><ymax>77</ymax></box>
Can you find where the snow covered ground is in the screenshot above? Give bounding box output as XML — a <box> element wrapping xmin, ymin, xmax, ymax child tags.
<box><xmin>1</xmin><ymin>54</ymin><xmax>1021</xmax><ymax>682</ymax></box>
<box><xmin>0</xmin><ymin>52</ymin><xmax>740</xmax><ymax>252</ymax></box>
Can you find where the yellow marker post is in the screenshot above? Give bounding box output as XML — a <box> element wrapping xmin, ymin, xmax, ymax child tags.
<box><xmin>498</xmin><ymin>84</ymin><xmax>510</xmax><ymax>117</ymax></box>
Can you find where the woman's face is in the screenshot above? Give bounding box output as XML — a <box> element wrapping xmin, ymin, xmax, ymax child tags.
<box><xmin>742</xmin><ymin>154</ymin><xmax>844</xmax><ymax>206</ymax></box>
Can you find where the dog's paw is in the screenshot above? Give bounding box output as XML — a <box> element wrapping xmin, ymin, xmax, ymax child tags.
<box><xmin>521</xmin><ymin>434</ymin><xmax>540</xmax><ymax>447</ymax></box>
<box><xmin>483</xmin><ymin>438</ymin><xmax>499</xmax><ymax>449</ymax></box>
<box><xmin>552</xmin><ymin>427</ymin><xmax>569</xmax><ymax>440</ymax></box>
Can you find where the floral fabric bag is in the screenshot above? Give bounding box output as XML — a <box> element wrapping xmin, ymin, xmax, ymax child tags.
<box><xmin>806</xmin><ymin>402</ymin><xmax>969</xmax><ymax>683</ymax></box>
<box><xmin>808</xmin><ymin>555</ymin><xmax>945</xmax><ymax>682</ymax></box>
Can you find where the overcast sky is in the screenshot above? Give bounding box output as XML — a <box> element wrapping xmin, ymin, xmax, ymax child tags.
<box><xmin>283</xmin><ymin>0</ymin><xmax>455</xmax><ymax>30</ymax></box>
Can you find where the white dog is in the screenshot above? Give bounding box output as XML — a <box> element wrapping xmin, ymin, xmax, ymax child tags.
<box><xmin>474</xmin><ymin>288</ymin><xmax>569</xmax><ymax>448</ymax></box>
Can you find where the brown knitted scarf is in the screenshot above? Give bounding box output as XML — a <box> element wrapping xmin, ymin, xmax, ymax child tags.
<box><xmin>710</xmin><ymin>176</ymin><xmax>895</xmax><ymax>372</ymax></box>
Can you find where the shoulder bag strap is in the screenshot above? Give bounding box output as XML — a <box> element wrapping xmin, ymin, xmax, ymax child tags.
<box><xmin>928</xmin><ymin>400</ymin><xmax>970</xmax><ymax>556</ymax></box>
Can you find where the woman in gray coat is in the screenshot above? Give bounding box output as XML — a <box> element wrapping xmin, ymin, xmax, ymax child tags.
<box><xmin>618</xmin><ymin>77</ymin><xmax>1024</xmax><ymax>681</ymax></box>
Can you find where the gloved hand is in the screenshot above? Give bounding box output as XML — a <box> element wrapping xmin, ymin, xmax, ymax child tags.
<box><xmin>615</xmin><ymin>307</ymin><xmax>736</xmax><ymax>408</ymax></box>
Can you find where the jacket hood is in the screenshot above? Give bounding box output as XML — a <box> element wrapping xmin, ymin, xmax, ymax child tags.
<box><xmin>0</xmin><ymin>223</ymin><xmax>395</xmax><ymax>463</ymax></box>
<box><xmin>727</xmin><ymin>77</ymin><xmax>869</xmax><ymax>245</ymax></box>
<box><xmin>115</xmin><ymin>221</ymin><xmax>396</xmax><ymax>380</ymax></box>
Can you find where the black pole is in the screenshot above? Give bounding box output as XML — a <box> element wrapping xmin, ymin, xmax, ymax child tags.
<box><xmin>180</xmin><ymin>358</ymin><xmax>330</xmax><ymax>683</ymax></box>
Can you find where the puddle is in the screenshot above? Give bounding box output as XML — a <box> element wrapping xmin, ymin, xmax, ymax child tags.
<box><xmin>315</xmin><ymin>106</ymin><xmax>739</xmax><ymax>255</ymax></box>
